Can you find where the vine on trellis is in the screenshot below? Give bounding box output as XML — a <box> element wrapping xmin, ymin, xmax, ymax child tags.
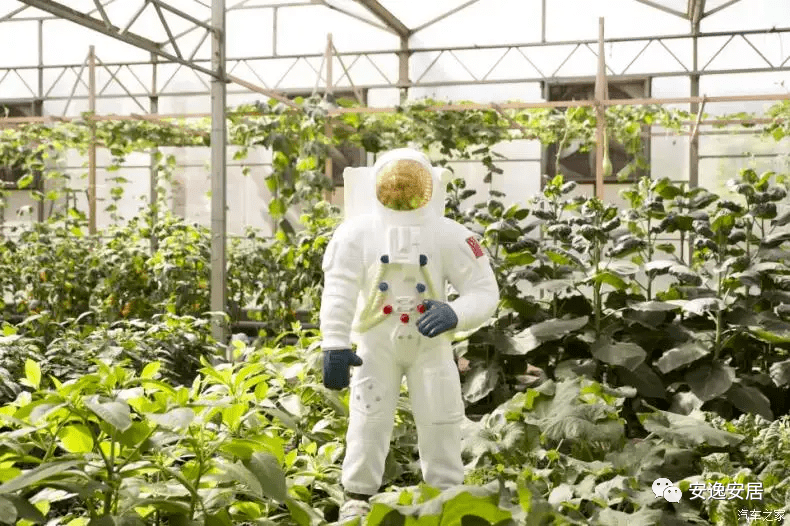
<box><xmin>0</xmin><ymin>96</ymin><xmax>787</xmax><ymax>238</ymax></box>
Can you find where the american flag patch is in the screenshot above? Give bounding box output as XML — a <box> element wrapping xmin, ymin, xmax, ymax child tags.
<box><xmin>466</xmin><ymin>236</ymin><xmax>484</xmax><ymax>258</ymax></box>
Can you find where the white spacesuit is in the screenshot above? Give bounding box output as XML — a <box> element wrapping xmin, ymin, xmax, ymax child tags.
<box><xmin>319</xmin><ymin>148</ymin><xmax>499</xmax><ymax>516</ymax></box>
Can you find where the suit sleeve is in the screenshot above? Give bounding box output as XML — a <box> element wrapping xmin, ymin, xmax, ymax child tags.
<box><xmin>319</xmin><ymin>221</ymin><xmax>364</xmax><ymax>350</ymax></box>
<box><xmin>442</xmin><ymin>221</ymin><xmax>500</xmax><ymax>333</ymax></box>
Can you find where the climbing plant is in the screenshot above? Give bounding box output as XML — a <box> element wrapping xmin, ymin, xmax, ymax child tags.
<box><xmin>0</xmin><ymin>96</ymin><xmax>785</xmax><ymax>239</ymax></box>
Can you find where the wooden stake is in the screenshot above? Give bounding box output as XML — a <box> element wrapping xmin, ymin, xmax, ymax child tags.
<box><xmin>594</xmin><ymin>17</ymin><xmax>607</xmax><ymax>200</ymax></box>
<box><xmin>88</xmin><ymin>45</ymin><xmax>97</xmax><ymax>235</ymax></box>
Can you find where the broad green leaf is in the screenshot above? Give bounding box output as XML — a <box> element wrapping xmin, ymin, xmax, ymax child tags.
<box><xmin>462</xmin><ymin>362</ymin><xmax>502</xmax><ymax>404</ymax></box>
<box><xmin>285</xmin><ymin>496</ymin><xmax>323</xmax><ymax>526</ymax></box>
<box><xmin>205</xmin><ymin>510</ymin><xmax>233</xmax><ymax>526</ymax></box>
<box><xmin>725</xmin><ymin>383</ymin><xmax>773</xmax><ymax>420</ymax></box>
<box><xmin>140</xmin><ymin>362</ymin><xmax>160</xmax><ymax>379</ymax></box>
<box><xmin>616</xmin><ymin>363</ymin><xmax>666</xmax><ymax>399</ymax></box>
<box><xmin>17</xmin><ymin>173</ymin><xmax>34</xmax><ymax>189</ymax></box>
<box><xmin>685</xmin><ymin>361</ymin><xmax>734</xmax><ymax>402</ymax></box>
<box><xmin>496</xmin><ymin>333</ymin><xmax>538</xmax><ymax>356</ymax></box>
<box><xmin>609</xmin><ymin>236</ymin><xmax>644</xmax><ymax>257</ymax></box>
<box><xmin>655</xmin><ymin>342</ymin><xmax>709</xmax><ymax>374</ymax></box>
<box><xmin>58</xmin><ymin>425</ymin><xmax>94</xmax><ymax>454</ymax></box>
<box><xmin>751</xmin><ymin>327</ymin><xmax>790</xmax><ymax>344</ymax></box>
<box><xmin>642</xmin><ymin>409</ymin><xmax>742</xmax><ymax>447</ymax></box>
<box><xmin>0</xmin><ymin>496</ymin><xmax>16</xmax><ymax>523</ymax></box>
<box><xmin>511</xmin><ymin>316</ymin><xmax>589</xmax><ymax>353</ymax></box>
<box><xmin>279</xmin><ymin>395</ymin><xmax>304</xmax><ymax>418</ymax></box>
<box><xmin>594</xmin><ymin>507</ymin><xmax>662</xmax><ymax>526</ymax></box>
<box><xmin>591</xmin><ymin>271</ymin><xmax>628</xmax><ymax>290</ymax></box>
<box><xmin>0</xmin><ymin>468</ymin><xmax>21</xmax><ymax>484</ymax></box>
<box><xmin>711</xmin><ymin>211</ymin><xmax>735</xmax><ymax>232</ymax></box>
<box><xmin>591</xmin><ymin>340</ymin><xmax>646</xmax><ymax>371</ymax></box>
<box><xmin>0</xmin><ymin>461</ymin><xmax>80</xmax><ymax>494</ymax></box>
<box><xmin>655</xmin><ymin>243</ymin><xmax>676</xmax><ymax>254</ymax></box>
<box><xmin>504</xmin><ymin>252</ymin><xmax>535</xmax><ymax>266</ymax></box>
<box><xmin>761</xmin><ymin>231</ymin><xmax>790</xmax><ymax>248</ymax></box>
<box><xmin>644</xmin><ymin>260</ymin><xmax>674</xmax><ymax>274</ymax></box>
<box><xmin>669</xmin><ymin>391</ymin><xmax>704</xmax><ymax>415</ymax></box>
<box><xmin>1</xmin><ymin>494</ymin><xmax>44</xmax><ymax>523</ymax></box>
<box><xmin>544</xmin><ymin>248</ymin><xmax>581</xmax><ymax>266</ymax></box>
<box><xmin>668</xmin><ymin>264</ymin><xmax>700</xmax><ymax>283</ymax></box>
<box><xmin>24</xmin><ymin>359</ymin><xmax>41</xmax><ymax>390</ymax></box>
<box><xmin>439</xmin><ymin>492</ymin><xmax>511</xmax><ymax>526</ymax></box>
<box><xmin>126</xmin><ymin>498</ymin><xmax>191</xmax><ymax>515</ymax></box>
<box><xmin>772</xmin><ymin>210</ymin><xmax>790</xmax><ymax>227</ymax></box>
<box><xmin>683</xmin><ymin>297</ymin><xmax>723</xmax><ymax>316</ymax></box>
<box><xmin>245</xmin><ymin>452</ymin><xmax>287</xmax><ymax>502</ymax></box>
<box><xmin>769</xmin><ymin>359</ymin><xmax>790</xmax><ymax>387</ymax></box>
<box><xmin>147</xmin><ymin>408</ymin><xmax>194</xmax><ymax>431</ymax></box>
<box><xmin>83</xmin><ymin>397</ymin><xmax>132</xmax><ymax>432</ymax></box>
<box><xmin>605</xmin><ymin>261</ymin><xmax>640</xmax><ymax>276</ymax></box>
<box><xmin>547</xmin><ymin>484</ymin><xmax>575</xmax><ymax>507</ymax></box>
<box><xmin>268</xmin><ymin>198</ymin><xmax>286</xmax><ymax>218</ymax></box>
<box><xmin>629</xmin><ymin>301</ymin><xmax>680</xmax><ymax>312</ymax></box>
<box><xmin>217</xmin><ymin>461</ymin><xmax>262</xmax><ymax>497</ymax></box>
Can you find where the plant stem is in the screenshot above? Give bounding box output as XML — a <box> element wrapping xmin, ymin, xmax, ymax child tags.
<box><xmin>646</xmin><ymin>216</ymin><xmax>653</xmax><ymax>300</ymax></box>
<box><xmin>714</xmin><ymin>231</ymin><xmax>725</xmax><ymax>359</ymax></box>
<box><xmin>593</xmin><ymin>243</ymin><xmax>602</xmax><ymax>337</ymax></box>
<box><xmin>679</xmin><ymin>231</ymin><xmax>686</xmax><ymax>265</ymax></box>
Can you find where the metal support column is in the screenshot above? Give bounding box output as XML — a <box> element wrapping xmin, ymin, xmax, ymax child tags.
<box><xmin>398</xmin><ymin>36</ymin><xmax>409</xmax><ymax>104</ymax></box>
<box><xmin>37</xmin><ymin>19</ymin><xmax>45</xmax><ymax>223</ymax></box>
<box><xmin>88</xmin><ymin>45</ymin><xmax>97</xmax><ymax>234</ymax></box>
<box><xmin>150</xmin><ymin>52</ymin><xmax>159</xmax><ymax>254</ymax></box>
<box><xmin>594</xmin><ymin>18</ymin><xmax>607</xmax><ymax>200</ymax></box>
<box><xmin>325</xmin><ymin>34</ymin><xmax>334</xmax><ymax>188</ymax></box>
<box><xmin>541</xmin><ymin>0</ymin><xmax>547</xmax><ymax>42</ymax></box>
<box><xmin>689</xmin><ymin>20</ymin><xmax>701</xmax><ymax>188</ymax></box>
<box><xmin>210</xmin><ymin>0</ymin><xmax>228</xmax><ymax>344</ymax></box>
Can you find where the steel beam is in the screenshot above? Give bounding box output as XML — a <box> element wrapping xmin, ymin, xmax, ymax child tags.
<box><xmin>312</xmin><ymin>0</ymin><xmax>393</xmax><ymax>34</ymax></box>
<box><xmin>703</xmin><ymin>0</ymin><xmax>742</xmax><ymax>18</ymax></box>
<box><xmin>689</xmin><ymin>0</ymin><xmax>706</xmax><ymax>26</ymax></box>
<box><xmin>353</xmin><ymin>0</ymin><xmax>409</xmax><ymax>37</ymax></box>
<box><xmin>412</xmin><ymin>0</ymin><xmax>481</xmax><ymax>33</ymax></box>
<box><xmin>16</xmin><ymin>0</ymin><xmax>219</xmax><ymax>78</ymax></box>
<box><xmin>150</xmin><ymin>52</ymin><xmax>159</xmax><ymax>254</ymax></box>
<box><xmin>689</xmin><ymin>19</ymin><xmax>700</xmax><ymax>190</ymax></box>
<box><xmin>210</xmin><ymin>0</ymin><xmax>228</xmax><ymax>344</ymax></box>
<box><xmin>632</xmin><ymin>0</ymin><xmax>688</xmax><ymax>19</ymax></box>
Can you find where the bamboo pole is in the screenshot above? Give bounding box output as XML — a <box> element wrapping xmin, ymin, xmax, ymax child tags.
<box><xmin>594</xmin><ymin>18</ymin><xmax>607</xmax><ymax>200</ymax></box>
<box><xmin>88</xmin><ymin>45</ymin><xmax>97</xmax><ymax>235</ymax></box>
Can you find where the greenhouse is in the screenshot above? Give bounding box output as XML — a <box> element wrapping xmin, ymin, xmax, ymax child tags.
<box><xmin>0</xmin><ymin>0</ymin><xmax>789</xmax><ymax>524</ymax></box>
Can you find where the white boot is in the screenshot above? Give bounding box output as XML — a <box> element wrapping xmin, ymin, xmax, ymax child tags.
<box><xmin>338</xmin><ymin>499</ymin><xmax>371</xmax><ymax>523</ymax></box>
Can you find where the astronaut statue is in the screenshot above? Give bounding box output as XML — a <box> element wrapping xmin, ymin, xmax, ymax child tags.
<box><xmin>319</xmin><ymin>148</ymin><xmax>500</xmax><ymax>522</ymax></box>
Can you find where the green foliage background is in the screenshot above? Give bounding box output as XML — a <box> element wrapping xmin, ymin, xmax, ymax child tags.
<box><xmin>0</xmin><ymin>98</ymin><xmax>789</xmax><ymax>525</ymax></box>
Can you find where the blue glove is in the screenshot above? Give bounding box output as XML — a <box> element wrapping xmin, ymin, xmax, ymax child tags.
<box><xmin>323</xmin><ymin>349</ymin><xmax>363</xmax><ymax>390</ymax></box>
<box><xmin>417</xmin><ymin>300</ymin><xmax>459</xmax><ymax>338</ymax></box>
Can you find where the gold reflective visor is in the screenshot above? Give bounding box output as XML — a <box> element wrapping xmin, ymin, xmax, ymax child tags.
<box><xmin>375</xmin><ymin>159</ymin><xmax>433</xmax><ymax>211</ymax></box>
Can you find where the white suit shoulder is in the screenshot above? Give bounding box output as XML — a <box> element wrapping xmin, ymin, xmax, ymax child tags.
<box><xmin>332</xmin><ymin>215</ymin><xmax>374</xmax><ymax>240</ymax></box>
<box><xmin>437</xmin><ymin>217</ymin><xmax>485</xmax><ymax>256</ymax></box>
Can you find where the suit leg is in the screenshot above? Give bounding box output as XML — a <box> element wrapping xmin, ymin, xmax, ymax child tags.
<box><xmin>341</xmin><ymin>340</ymin><xmax>402</xmax><ymax>495</ymax></box>
<box><xmin>405</xmin><ymin>349</ymin><xmax>464</xmax><ymax>490</ymax></box>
